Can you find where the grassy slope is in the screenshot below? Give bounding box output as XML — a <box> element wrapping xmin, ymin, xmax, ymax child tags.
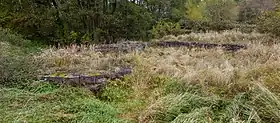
<box><xmin>0</xmin><ymin>83</ymin><xmax>124</xmax><ymax>123</ymax></box>
<box><xmin>2</xmin><ymin>29</ymin><xmax>280</xmax><ymax>123</ymax></box>
<box><xmin>0</xmin><ymin>28</ymin><xmax>126</xmax><ymax>123</ymax></box>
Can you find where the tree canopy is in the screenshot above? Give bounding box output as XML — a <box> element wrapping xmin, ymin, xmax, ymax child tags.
<box><xmin>0</xmin><ymin>0</ymin><xmax>277</xmax><ymax>44</ymax></box>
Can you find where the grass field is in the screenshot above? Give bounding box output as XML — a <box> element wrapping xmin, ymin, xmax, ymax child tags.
<box><xmin>1</xmin><ymin>29</ymin><xmax>280</xmax><ymax>123</ymax></box>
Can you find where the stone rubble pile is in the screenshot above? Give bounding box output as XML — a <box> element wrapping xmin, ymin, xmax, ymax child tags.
<box><xmin>94</xmin><ymin>41</ymin><xmax>247</xmax><ymax>53</ymax></box>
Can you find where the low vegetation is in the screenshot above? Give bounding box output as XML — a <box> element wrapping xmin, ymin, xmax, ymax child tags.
<box><xmin>2</xmin><ymin>28</ymin><xmax>280</xmax><ymax>122</ymax></box>
<box><xmin>0</xmin><ymin>84</ymin><xmax>124</xmax><ymax>123</ymax></box>
<box><xmin>2</xmin><ymin>0</ymin><xmax>280</xmax><ymax>122</ymax></box>
<box><xmin>0</xmin><ymin>28</ymin><xmax>42</xmax><ymax>88</ymax></box>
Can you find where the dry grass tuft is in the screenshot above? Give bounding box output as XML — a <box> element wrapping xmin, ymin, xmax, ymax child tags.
<box><xmin>139</xmin><ymin>83</ymin><xmax>280</xmax><ymax>123</ymax></box>
<box><xmin>157</xmin><ymin>30</ymin><xmax>277</xmax><ymax>44</ymax></box>
<box><xmin>35</xmin><ymin>44</ymin><xmax>137</xmax><ymax>75</ymax></box>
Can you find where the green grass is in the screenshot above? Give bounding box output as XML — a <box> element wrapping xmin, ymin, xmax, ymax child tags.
<box><xmin>140</xmin><ymin>84</ymin><xmax>280</xmax><ymax>123</ymax></box>
<box><xmin>0</xmin><ymin>27</ymin><xmax>43</xmax><ymax>88</ymax></box>
<box><xmin>2</xmin><ymin>80</ymin><xmax>280</xmax><ymax>123</ymax></box>
<box><xmin>0</xmin><ymin>29</ymin><xmax>126</xmax><ymax>123</ymax></box>
<box><xmin>0</xmin><ymin>82</ymin><xmax>125</xmax><ymax>123</ymax></box>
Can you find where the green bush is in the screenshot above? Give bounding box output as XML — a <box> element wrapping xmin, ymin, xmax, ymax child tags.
<box><xmin>0</xmin><ymin>55</ymin><xmax>40</xmax><ymax>88</ymax></box>
<box><xmin>0</xmin><ymin>28</ymin><xmax>42</xmax><ymax>53</ymax></box>
<box><xmin>0</xmin><ymin>28</ymin><xmax>31</xmax><ymax>47</ymax></box>
<box><xmin>100</xmin><ymin>85</ymin><xmax>131</xmax><ymax>102</ymax></box>
<box><xmin>184</xmin><ymin>0</ymin><xmax>238</xmax><ymax>32</ymax></box>
<box><xmin>0</xmin><ymin>28</ymin><xmax>41</xmax><ymax>88</ymax></box>
<box><xmin>152</xmin><ymin>21</ymin><xmax>184</xmax><ymax>39</ymax></box>
<box><xmin>1</xmin><ymin>1</ymin><xmax>154</xmax><ymax>44</ymax></box>
<box><xmin>182</xmin><ymin>20</ymin><xmax>236</xmax><ymax>32</ymax></box>
<box><xmin>99</xmin><ymin>79</ymin><xmax>133</xmax><ymax>102</ymax></box>
<box><xmin>257</xmin><ymin>6</ymin><xmax>280</xmax><ymax>36</ymax></box>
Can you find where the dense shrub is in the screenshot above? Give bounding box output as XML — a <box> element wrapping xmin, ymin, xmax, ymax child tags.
<box><xmin>204</xmin><ymin>0</ymin><xmax>239</xmax><ymax>22</ymax></box>
<box><xmin>184</xmin><ymin>0</ymin><xmax>239</xmax><ymax>32</ymax></box>
<box><xmin>181</xmin><ymin>20</ymin><xmax>236</xmax><ymax>32</ymax></box>
<box><xmin>238</xmin><ymin>0</ymin><xmax>276</xmax><ymax>24</ymax></box>
<box><xmin>0</xmin><ymin>28</ymin><xmax>31</xmax><ymax>47</ymax></box>
<box><xmin>0</xmin><ymin>0</ymin><xmax>154</xmax><ymax>44</ymax></box>
<box><xmin>0</xmin><ymin>28</ymin><xmax>42</xmax><ymax>53</ymax></box>
<box><xmin>0</xmin><ymin>53</ymin><xmax>40</xmax><ymax>88</ymax></box>
<box><xmin>257</xmin><ymin>6</ymin><xmax>280</xmax><ymax>36</ymax></box>
<box><xmin>152</xmin><ymin>21</ymin><xmax>185</xmax><ymax>39</ymax></box>
<box><xmin>0</xmin><ymin>28</ymin><xmax>41</xmax><ymax>88</ymax></box>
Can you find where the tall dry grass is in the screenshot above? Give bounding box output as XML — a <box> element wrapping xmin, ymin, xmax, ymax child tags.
<box><xmin>139</xmin><ymin>83</ymin><xmax>280</xmax><ymax>123</ymax></box>
<box><xmin>35</xmin><ymin>30</ymin><xmax>280</xmax><ymax>122</ymax></box>
<box><xmin>157</xmin><ymin>30</ymin><xmax>276</xmax><ymax>44</ymax></box>
<box><xmin>36</xmin><ymin>34</ymin><xmax>280</xmax><ymax>93</ymax></box>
